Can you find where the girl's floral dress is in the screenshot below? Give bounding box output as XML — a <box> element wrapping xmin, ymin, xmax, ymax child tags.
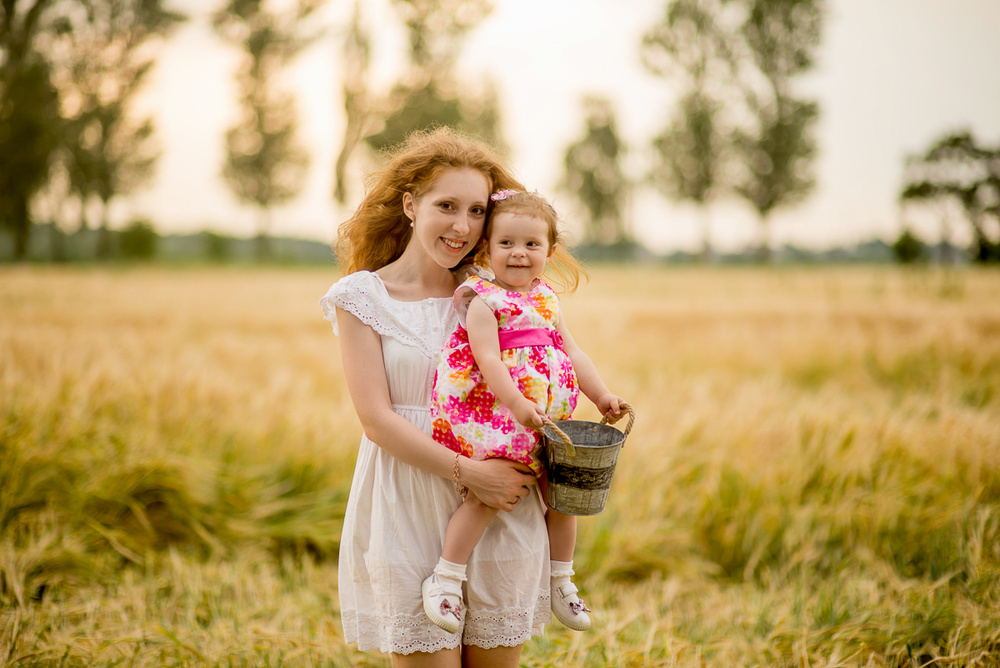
<box><xmin>431</xmin><ymin>275</ymin><xmax>579</xmax><ymax>475</ymax></box>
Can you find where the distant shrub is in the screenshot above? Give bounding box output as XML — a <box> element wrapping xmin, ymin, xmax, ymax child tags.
<box><xmin>119</xmin><ymin>219</ymin><xmax>158</xmax><ymax>260</ymax></box>
<box><xmin>202</xmin><ymin>230</ymin><xmax>230</xmax><ymax>262</ymax></box>
<box><xmin>892</xmin><ymin>228</ymin><xmax>925</xmax><ymax>264</ymax></box>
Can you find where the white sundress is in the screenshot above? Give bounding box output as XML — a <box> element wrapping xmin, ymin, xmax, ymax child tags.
<box><xmin>320</xmin><ymin>270</ymin><xmax>551</xmax><ymax>655</ymax></box>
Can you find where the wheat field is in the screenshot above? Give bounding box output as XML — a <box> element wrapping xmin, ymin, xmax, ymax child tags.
<box><xmin>2</xmin><ymin>264</ymin><xmax>999</xmax><ymax>667</ymax></box>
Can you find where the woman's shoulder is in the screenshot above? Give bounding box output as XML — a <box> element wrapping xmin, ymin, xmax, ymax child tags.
<box><xmin>320</xmin><ymin>270</ymin><xmax>455</xmax><ymax>356</ymax></box>
<box><xmin>320</xmin><ymin>270</ymin><xmax>386</xmax><ymax>330</ymax></box>
<box><xmin>326</xmin><ymin>269</ymin><xmax>383</xmax><ymax>298</ymax></box>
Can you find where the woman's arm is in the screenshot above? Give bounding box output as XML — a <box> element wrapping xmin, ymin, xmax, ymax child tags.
<box><xmin>466</xmin><ymin>298</ymin><xmax>547</xmax><ymax>430</ymax></box>
<box><xmin>336</xmin><ymin>306</ymin><xmax>535</xmax><ymax>510</ymax></box>
<box><xmin>556</xmin><ymin>312</ymin><xmax>624</xmax><ymax>419</ymax></box>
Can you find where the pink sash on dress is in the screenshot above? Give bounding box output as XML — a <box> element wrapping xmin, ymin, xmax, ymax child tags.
<box><xmin>497</xmin><ymin>327</ymin><xmax>565</xmax><ymax>351</ymax></box>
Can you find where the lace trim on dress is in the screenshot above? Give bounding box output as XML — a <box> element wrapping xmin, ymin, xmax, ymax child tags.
<box><xmin>320</xmin><ymin>271</ymin><xmax>451</xmax><ymax>359</ymax></box>
<box><xmin>343</xmin><ymin>609</ymin><xmax>461</xmax><ymax>655</ymax></box>
<box><xmin>341</xmin><ymin>590</ymin><xmax>549</xmax><ymax>654</ymax></box>
<box><xmin>463</xmin><ymin>589</ymin><xmax>551</xmax><ymax>650</ymax></box>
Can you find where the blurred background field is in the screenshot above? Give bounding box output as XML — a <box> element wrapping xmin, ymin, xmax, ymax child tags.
<box><xmin>2</xmin><ymin>264</ymin><xmax>999</xmax><ymax>667</ymax></box>
<box><xmin>5</xmin><ymin>3</ymin><xmax>998</xmax><ymax>664</ymax></box>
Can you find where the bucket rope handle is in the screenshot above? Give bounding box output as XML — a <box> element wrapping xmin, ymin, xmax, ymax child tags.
<box><xmin>539</xmin><ymin>415</ymin><xmax>576</xmax><ymax>457</ymax></box>
<box><xmin>539</xmin><ymin>402</ymin><xmax>635</xmax><ymax>458</ymax></box>
<box><xmin>601</xmin><ymin>401</ymin><xmax>635</xmax><ymax>439</ymax></box>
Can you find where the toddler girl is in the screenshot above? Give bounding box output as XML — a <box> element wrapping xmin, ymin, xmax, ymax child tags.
<box><xmin>424</xmin><ymin>189</ymin><xmax>625</xmax><ymax>634</ymax></box>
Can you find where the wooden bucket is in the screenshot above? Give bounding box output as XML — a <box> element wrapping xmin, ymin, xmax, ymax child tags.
<box><xmin>542</xmin><ymin>403</ymin><xmax>634</xmax><ymax>516</ymax></box>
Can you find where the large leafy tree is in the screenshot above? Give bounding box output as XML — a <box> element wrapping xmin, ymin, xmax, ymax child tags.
<box><xmin>213</xmin><ymin>0</ymin><xmax>321</xmax><ymax>260</ymax></box>
<box><xmin>54</xmin><ymin>0</ymin><xmax>184</xmax><ymax>259</ymax></box>
<box><xmin>731</xmin><ymin>0</ymin><xmax>824</xmax><ymax>261</ymax></box>
<box><xmin>332</xmin><ymin>0</ymin><xmax>370</xmax><ymax>205</ymax></box>
<box><xmin>561</xmin><ymin>95</ymin><xmax>628</xmax><ymax>245</ymax></box>
<box><xmin>641</xmin><ymin>0</ymin><xmax>737</xmax><ymax>260</ymax></box>
<box><xmin>0</xmin><ymin>60</ymin><xmax>61</xmax><ymax>261</ymax></box>
<box><xmin>0</xmin><ymin>0</ymin><xmax>75</xmax><ymax>260</ymax></box>
<box><xmin>901</xmin><ymin>131</ymin><xmax>1000</xmax><ymax>263</ymax></box>
<box><xmin>332</xmin><ymin>0</ymin><xmax>503</xmax><ymax>204</ymax></box>
<box><xmin>1</xmin><ymin>0</ymin><xmax>181</xmax><ymax>261</ymax></box>
<box><xmin>365</xmin><ymin>0</ymin><xmax>502</xmax><ymax>152</ymax></box>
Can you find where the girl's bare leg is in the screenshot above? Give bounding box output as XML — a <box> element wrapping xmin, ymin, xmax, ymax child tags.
<box><xmin>442</xmin><ymin>492</ymin><xmax>499</xmax><ymax>564</ymax></box>
<box><xmin>539</xmin><ymin>476</ymin><xmax>577</xmax><ymax>561</ymax></box>
<box><xmin>545</xmin><ymin>508</ymin><xmax>577</xmax><ymax>561</ymax></box>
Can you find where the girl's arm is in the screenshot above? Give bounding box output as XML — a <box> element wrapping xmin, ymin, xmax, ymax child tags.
<box><xmin>336</xmin><ymin>307</ymin><xmax>535</xmax><ymax>511</ymax></box>
<box><xmin>556</xmin><ymin>312</ymin><xmax>624</xmax><ymax>419</ymax></box>
<box><xmin>466</xmin><ymin>297</ymin><xmax>547</xmax><ymax>430</ymax></box>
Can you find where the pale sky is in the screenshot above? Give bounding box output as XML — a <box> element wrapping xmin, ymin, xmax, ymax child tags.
<box><xmin>127</xmin><ymin>0</ymin><xmax>1000</xmax><ymax>254</ymax></box>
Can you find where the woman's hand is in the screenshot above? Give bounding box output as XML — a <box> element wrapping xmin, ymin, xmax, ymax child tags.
<box><xmin>462</xmin><ymin>457</ymin><xmax>536</xmax><ymax>512</ymax></box>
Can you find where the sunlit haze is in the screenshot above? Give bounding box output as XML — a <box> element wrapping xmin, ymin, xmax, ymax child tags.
<box><xmin>128</xmin><ymin>0</ymin><xmax>1000</xmax><ymax>254</ymax></box>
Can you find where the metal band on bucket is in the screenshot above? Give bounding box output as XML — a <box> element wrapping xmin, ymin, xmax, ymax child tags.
<box><xmin>547</xmin><ymin>462</ymin><xmax>617</xmax><ymax>490</ymax></box>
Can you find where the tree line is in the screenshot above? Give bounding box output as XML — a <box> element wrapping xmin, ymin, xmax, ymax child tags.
<box><xmin>2</xmin><ymin>0</ymin><xmax>995</xmax><ymax>264</ymax></box>
<box><xmin>0</xmin><ymin>0</ymin><xmax>184</xmax><ymax>261</ymax></box>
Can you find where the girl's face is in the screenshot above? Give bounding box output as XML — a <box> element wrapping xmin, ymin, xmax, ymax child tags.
<box><xmin>487</xmin><ymin>212</ymin><xmax>552</xmax><ymax>292</ymax></box>
<box><xmin>402</xmin><ymin>167</ymin><xmax>490</xmax><ymax>270</ymax></box>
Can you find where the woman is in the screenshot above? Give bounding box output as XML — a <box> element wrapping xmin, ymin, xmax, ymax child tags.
<box><xmin>321</xmin><ymin>127</ymin><xmax>550</xmax><ymax>667</ymax></box>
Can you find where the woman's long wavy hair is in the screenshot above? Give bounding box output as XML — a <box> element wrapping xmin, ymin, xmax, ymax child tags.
<box><xmin>336</xmin><ymin>127</ymin><xmax>524</xmax><ymax>274</ymax></box>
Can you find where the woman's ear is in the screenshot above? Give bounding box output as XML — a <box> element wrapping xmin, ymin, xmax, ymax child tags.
<box><xmin>402</xmin><ymin>192</ymin><xmax>415</xmax><ymax>221</ymax></box>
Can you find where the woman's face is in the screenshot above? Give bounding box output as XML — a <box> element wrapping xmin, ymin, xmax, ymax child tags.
<box><xmin>402</xmin><ymin>167</ymin><xmax>490</xmax><ymax>269</ymax></box>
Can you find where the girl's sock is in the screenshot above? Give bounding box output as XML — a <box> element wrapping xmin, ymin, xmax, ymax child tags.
<box><xmin>551</xmin><ymin>559</ymin><xmax>575</xmax><ymax>583</ymax></box>
<box><xmin>434</xmin><ymin>557</ymin><xmax>468</xmax><ymax>584</ymax></box>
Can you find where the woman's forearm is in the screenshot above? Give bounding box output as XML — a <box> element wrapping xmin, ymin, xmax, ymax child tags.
<box><xmin>362</xmin><ymin>408</ymin><xmax>534</xmax><ymax>511</ymax></box>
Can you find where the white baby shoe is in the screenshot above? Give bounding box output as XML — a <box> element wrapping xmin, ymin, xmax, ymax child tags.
<box><xmin>422</xmin><ymin>572</ymin><xmax>465</xmax><ymax>634</ymax></box>
<box><xmin>551</xmin><ymin>579</ymin><xmax>592</xmax><ymax>631</ymax></box>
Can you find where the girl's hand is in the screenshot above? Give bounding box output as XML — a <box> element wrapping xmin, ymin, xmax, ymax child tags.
<box><xmin>513</xmin><ymin>397</ymin><xmax>546</xmax><ymax>431</ymax></box>
<box><xmin>597</xmin><ymin>393</ymin><xmax>626</xmax><ymax>423</ymax></box>
<box><xmin>463</xmin><ymin>457</ymin><xmax>536</xmax><ymax>512</ymax></box>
